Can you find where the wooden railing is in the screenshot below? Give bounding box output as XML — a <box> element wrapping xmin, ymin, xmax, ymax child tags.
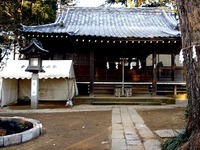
<box><xmin>76</xmin><ymin>81</ymin><xmax>186</xmax><ymax>96</ymax></box>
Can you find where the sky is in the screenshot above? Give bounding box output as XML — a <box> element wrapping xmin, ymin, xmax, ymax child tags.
<box><xmin>75</xmin><ymin>0</ymin><xmax>126</xmax><ymax>7</ymax></box>
<box><xmin>76</xmin><ymin>0</ymin><xmax>106</xmax><ymax>7</ymax></box>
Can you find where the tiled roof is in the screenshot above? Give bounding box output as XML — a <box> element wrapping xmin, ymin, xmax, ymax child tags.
<box><xmin>21</xmin><ymin>7</ymin><xmax>180</xmax><ymax>38</ymax></box>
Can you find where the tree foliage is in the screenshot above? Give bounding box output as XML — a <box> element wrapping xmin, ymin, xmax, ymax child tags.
<box><xmin>61</xmin><ymin>0</ymin><xmax>77</xmax><ymax>5</ymax></box>
<box><xmin>105</xmin><ymin>0</ymin><xmax>176</xmax><ymax>7</ymax></box>
<box><xmin>0</xmin><ymin>0</ymin><xmax>57</xmax><ymax>31</ymax></box>
<box><xmin>0</xmin><ymin>0</ymin><xmax>57</xmax><ymax>62</ymax></box>
<box><xmin>0</xmin><ymin>32</ymin><xmax>15</xmax><ymax>63</ymax></box>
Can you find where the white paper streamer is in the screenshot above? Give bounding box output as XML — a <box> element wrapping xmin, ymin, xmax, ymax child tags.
<box><xmin>139</xmin><ymin>59</ymin><xmax>141</xmax><ymax>69</ymax></box>
<box><xmin>179</xmin><ymin>49</ymin><xmax>184</xmax><ymax>64</ymax></box>
<box><xmin>192</xmin><ymin>45</ymin><xmax>198</xmax><ymax>61</ymax></box>
<box><xmin>106</xmin><ymin>62</ymin><xmax>109</xmax><ymax>69</ymax></box>
<box><xmin>115</xmin><ymin>62</ymin><xmax>118</xmax><ymax>69</ymax></box>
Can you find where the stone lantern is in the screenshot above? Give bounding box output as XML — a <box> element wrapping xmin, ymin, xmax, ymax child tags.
<box><xmin>19</xmin><ymin>38</ymin><xmax>50</xmax><ymax>109</ymax></box>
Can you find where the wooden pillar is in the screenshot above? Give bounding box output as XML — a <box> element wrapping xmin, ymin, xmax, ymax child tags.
<box><xmin>171</xmin><ymin>53</ymin><xmax>175</xmax><ymax>81</ymax></box>
<box><xmin>89</xmin><ymin>49</ymin><xmax>94</xmax><ymax>97</ymax></box>
<box><xmin>171</xmin><ymin>53</ymin><xmax>176</xmax><ymax>95</ymax></box>
<box><xmin>152</xmin><ymin>52</ymin><xmax>157</xmax><ymax>96</ymax></box>
<box><xmin>121</xmin><ymin>51</ymin><xmax>125</xmax><ymax>96</ymax></box>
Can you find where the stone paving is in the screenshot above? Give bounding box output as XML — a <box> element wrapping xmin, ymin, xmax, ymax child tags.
<box><xmin>111</xmin><ymin>106</ymin><xmax>160</xmax><ymax>150</ymax></box>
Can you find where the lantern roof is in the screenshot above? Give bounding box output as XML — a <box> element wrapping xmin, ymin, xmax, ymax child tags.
<box><xmin>19</xmin><ymin>38</ymin><xmax>50</xmax><ymax>56</ymax></box>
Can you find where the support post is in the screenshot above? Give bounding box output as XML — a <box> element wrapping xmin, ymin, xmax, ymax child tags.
<box><xmin>174</xmin><ymin>85</ymin><xmax>177</xmax><ymax>95</ymax></box>
<box><xmin>31</xmin><ymin>73</ymin><xmax>39</xmax><ymax>109</ymax></box>
<box><xmin>171</xmin><ymin>53</ymin><xmax>175</xmax><ymax>81</ymax></box>
<box><xmin>89</xmin><ymin>50</ymin><xmax>94</xmax><ymax>97</ymax></box>
<box><xmin>122</xmin><ymin>58</ymin><xmax>125</xmax><ymax>96</ymax></box>
<box><xmin>152</xmin><ymin>52</ymin><xmax>157</xmax><ymax>96</ymax></box>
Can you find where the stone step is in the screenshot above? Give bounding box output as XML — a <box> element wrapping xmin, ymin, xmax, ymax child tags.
<box><xmin>91</xmin><ymin>101</ymin><xmax>162</xmax><ymax>105</ymax></box>
<box><xmin>73</xmin><ymin>96</ymin><xmax>175</xmax><ymax>105</ymax></box>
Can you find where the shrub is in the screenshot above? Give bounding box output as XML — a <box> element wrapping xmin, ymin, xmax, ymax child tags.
<box><xmin>161</xmin><ymin>130</ymin><xmax>188</xmax><ymax>150</ymax></box>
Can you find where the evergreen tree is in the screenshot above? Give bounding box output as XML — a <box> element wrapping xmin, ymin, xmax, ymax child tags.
<box><xmin>176</xmin><ymin>0</ymin><xmax>200</xmax><ymax>149</ymax></box>
<box><xmin>0</xmin><ymin>0</ymin><xmax>57</xmax><ymax>62</ymax></box>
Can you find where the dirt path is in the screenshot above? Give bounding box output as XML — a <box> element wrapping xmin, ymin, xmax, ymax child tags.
<box><xmin>0</xmin><ymin>111</ymin><xmax>112</xmax><ymax>150</ymax></box>
<box><xmin>136</xmin><ymin>107</ymin><xmax>187</xmax><ymax>142</ymax></box>
<box><xmin>136</xmin><ymin>107</ymin><xmax>186</xmax><ymax>131</ymax></box>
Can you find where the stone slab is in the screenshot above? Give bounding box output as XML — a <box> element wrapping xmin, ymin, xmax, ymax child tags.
<box><xmin>112</xmin><ymin>123</ymin><xmax>123</xmax><ymax>130</ymax></box>
<box><xmin>137</xmin><ymin>128</ymin><xmax>155</xmax><ymax>139</ymax></box>
<box><xmin>22</xmin><ymin>129</ymin><xmax>34</xmax><ymax>142</ymax></box>
<box><xmin>112</xmin><ymin>139</ymin><xmax>127</xmax><ymax>150</ymax></box>
<box><xmin>154</xmin><ymin>129</ymin><xmax>179</xmax><ymax>138</ymax></box>
<box><xmin>0</xmin><ymin>137</ymin><xmax>3</xmax><ymax>147</ymax></box>
<box><xmin>135</xmin><ymin>124</ymin><xmax>155</xmax><ymax>139</ymax></box>
<box><xmin>143</xmin><ymin>139</ymin><xmax>161</xmax><ymax>150</ymax></box>
<box><xmin>125</xmin><ymin>133</ymin><xmax>140</xmax><ymax>140</ymax></box>
<box><xmin>127</xmin><ymin>145</ymin><xmax>144</xmax><ymax>150</ymax></box>
<box><xmin>126</xmin><ymin>139</ymin><xmax>143</xmax><ymax>146</ymax></box>
<box><xmin>31</xmin><ymin>127</ymin><xmax>41</xmax><ymax>139</ymax></box>
<box><xmin>4</xmin><ymin>134</ymin><xmax>21</xmax><ymax>146</ymax></box>
<box><xmin>112</xmin><ymin>130</ymin><xmax>124</xmax><ymax>139</ymax></box>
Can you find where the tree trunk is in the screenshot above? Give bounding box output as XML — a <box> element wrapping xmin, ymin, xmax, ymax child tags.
<box><xmin>176</xmin><ymin>0</ymin><xmax>200</xmax><ymax>149</ymax></box>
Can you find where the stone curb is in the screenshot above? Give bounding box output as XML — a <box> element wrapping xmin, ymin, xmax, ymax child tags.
<box><xmin>0</xmin><ymin>116</ymin><xmax>42</xmax><ymax>147</ymax></box>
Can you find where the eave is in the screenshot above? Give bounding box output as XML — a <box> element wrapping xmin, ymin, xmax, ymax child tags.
<box><xmin>21</xmin><ymin>32</ymin><xmax>181</xmax><ymax>44</ymax></box>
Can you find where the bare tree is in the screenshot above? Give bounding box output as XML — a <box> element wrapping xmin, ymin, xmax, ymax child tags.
<box><xmin>176</xmin><ymin>0</ymin><xmax>200</xmax><ymax>149</ymax></box>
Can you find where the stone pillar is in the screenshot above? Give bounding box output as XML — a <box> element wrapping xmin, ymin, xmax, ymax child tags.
<box><xmin>31</xmin><ymin>73</ymin><xmax>39</xmax><ymax>109</ymax></box>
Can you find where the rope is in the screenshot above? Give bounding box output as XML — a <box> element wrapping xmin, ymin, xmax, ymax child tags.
<box><xmin>181</xmin><ymin>45</ymin><xmax>200</xmax><ymax>51</ymax></box>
